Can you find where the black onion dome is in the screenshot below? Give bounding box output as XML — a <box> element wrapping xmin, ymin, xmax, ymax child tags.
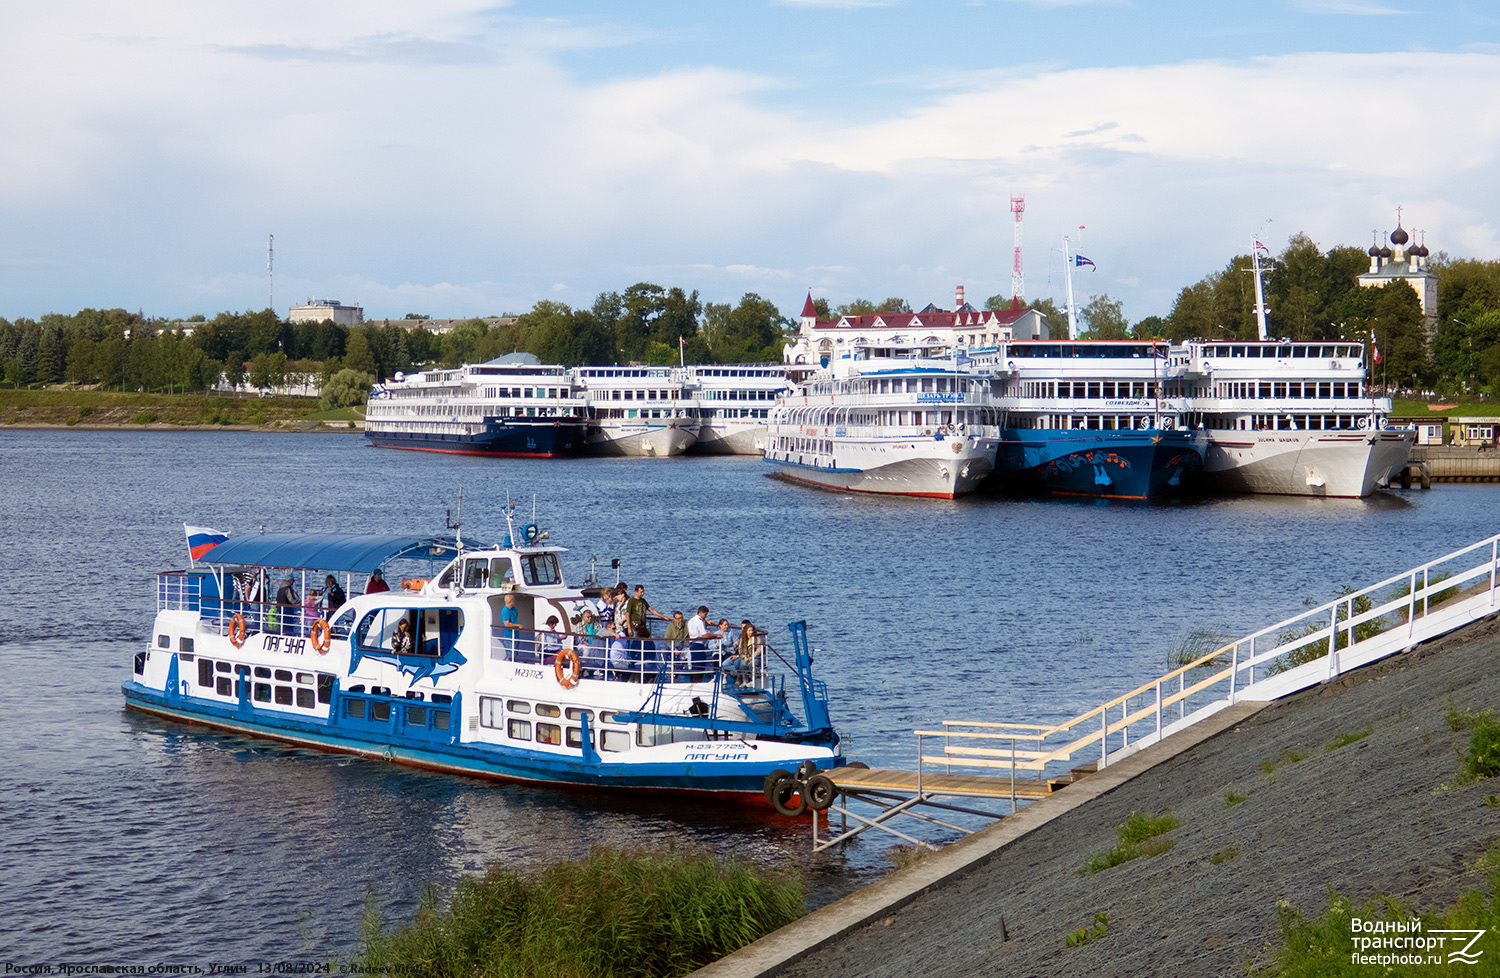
<box><xmin>1379</xmin><ymin>245</ymin><xmax>1393</xmax><ymax>258</ymax></box>
<box><xmin>1368</xmin><ymin>244</ymin><xmax>1382</xmax><ymax>257</ymax></box>
<box><xmin>1390</xmin><ymin>225</ymin><xmax>1409</xmax><ymax>245</ymax></box>
<box><xmin>1413</xmin><ymin>244</ymin><xmax>1429</xmax><ymax>257</ymax></box>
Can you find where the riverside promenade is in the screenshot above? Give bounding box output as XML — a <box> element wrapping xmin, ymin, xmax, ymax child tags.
<box><xmin>697</xmin><ymin>613</ymin><xmax>1500</xmax><ymax>977</ymax></box>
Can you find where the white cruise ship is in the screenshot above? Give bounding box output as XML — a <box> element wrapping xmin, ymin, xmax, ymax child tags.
<box><xmin>680</xmin><ymin>364</ymin><xmax>794</xmax><ymax>455</ymax></box>
<box><xmin>571</xmin><ymin>366</ymin><xmax>700</xmax><ymax>456</ymax></box>
<box><xmin>365</xmin><ymin>357</ymin><xmax>589</xmax><ymax>456</ymax></box>
<box><xmin>1174</xmin><ymin>340</ymin><xmax>1414</xmax><ymax>497</ymax></box>
<box><xmin>764</xmin><ymin>344</ymin><xmax>999</xmax><ymax>498</ymax></box>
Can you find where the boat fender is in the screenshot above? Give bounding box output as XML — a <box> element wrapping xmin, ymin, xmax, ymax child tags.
<box><xmin>311</xmin><ymin>618</ymin><xmax>332</xmax><ymax>654</ymax></box>
<box><xmin>1358</xmin><ymin>417</ymin><xmax>1369</xmax><ymax>429</ymax></box>
<box><xmin>554</xmin><ymin>647</ymin><xmax>582</xmax><ymax>688</ymax></box>
<box><xmin>229</xmin><ymin>613</ymin><xmax>248</xmax><ymax>648</ymax></box>
<box><xmin>937</xmin><ymin>425</ymin><xmax>948</xmax><ymax>436</ymax></box>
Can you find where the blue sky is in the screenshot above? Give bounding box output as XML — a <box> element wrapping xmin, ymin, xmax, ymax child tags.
<box><xmin>2</xmin><ymin>1</ymin><xmax>1497</xmax><ymax>326</ymax></box>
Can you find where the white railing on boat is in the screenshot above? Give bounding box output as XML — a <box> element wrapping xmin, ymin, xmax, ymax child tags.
<box><xmin>917</xmin><ymin>530</ymin><xmax>1500</xmax><ymax>792</ymax></box>
<box><xmin>488</xmin><ymin>624</ymin><xmax>771</xmax><ymax>687</ymax></box>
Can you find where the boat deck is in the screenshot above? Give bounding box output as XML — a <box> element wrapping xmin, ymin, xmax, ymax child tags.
<box><xmin>828</xmin><ymin>765</ymin><xmax>1086</xmax><ymax>799</ymax></box>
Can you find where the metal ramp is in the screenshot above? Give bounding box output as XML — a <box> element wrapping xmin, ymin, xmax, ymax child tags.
<box><xmin>802</xmin><ymin>530</ymin><xmax>1500</xmax><ymax>852</ymax></box>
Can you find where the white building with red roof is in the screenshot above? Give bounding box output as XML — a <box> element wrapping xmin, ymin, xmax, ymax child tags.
<box><xmin>783</xmin><ymin>287</ymin><xmax>1050</xmax><ymax>367</ymax></box>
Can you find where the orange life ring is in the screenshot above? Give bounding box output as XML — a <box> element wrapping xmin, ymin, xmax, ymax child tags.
<box><xmin>229</xmin><ymin>613</ymin><xmax>247</xmax><ymax>648</ymax></box>
<box><xmin>554</xmin><ymin>647</ymin><xmax>582</xmax><ymax>688</ymax></box>
<box><xmin>311</xmin><ymin>618</ymin><xmax>331</xmax><ymax>654</ymax></box>
<box><xmin>401</xmin><ymin>578</ymin><xmax>428</xmax><ymax>592</ymax></box>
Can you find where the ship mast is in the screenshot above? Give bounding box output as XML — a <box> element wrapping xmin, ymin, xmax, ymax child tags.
<box><xmin>1063</xmin><ymin>235</ymin><xmax>1078</xmax><ymax>341</ymax></box>
<box><xmin>1251</xmin><ymin>230</ymin><xmax>1270</xmax><ymax>342</ymax></box>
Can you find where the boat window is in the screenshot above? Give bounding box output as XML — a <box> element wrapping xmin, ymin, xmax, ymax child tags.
<box><xmin>565</xmin><ymin>727</ymin><xmax>591</xmax><ymax>749</ymax></box>
<box><xmin>463</xmin><ymin>559</ymin><xmax>490</xmax><ymax>589</ymax></box>
<box><xmin>480</xmin><ymin>696</ymin><xmax>504</xmax><ymax>728</ymax></box>
<box><xmin>330</xmin><ymin>606</ymin><xmax>356</xmax><ymax>639</ymax></box>
<box><xmin>199</xmin><ymin>660</ymin><xmax>214</xmax><ymax>687</ymax></box>
<box><xmin>565</xmin><ymin>708</ymin><xmax>592</xmax><ymax>721</ymax></box>
<box><xmin>436</xmin><ymin>563</ymin><xmax>457</xmax><ymax>588</ymax></box>
<box><xmin>371</xmin><ymin>702</ymin><xmax>391</xmax><ymax>722</ymax></box>
<box><xmin>600</xmin><ymin>729</ymin><xmax>631</xmax><ymax>753</ymax></box>
<box><xmin>274</xmin><ymin>686</ymin><xmax>293</xmax><ymax>705</ymax></box>
<box><xmin>157</xmin><ymin>634</ymin><xmax>169</xmax><ymax>649</ymax></box>
<box><xmin>216</xmin><ymin>677</ymin><xmax>233</xmax><ymax>697</ymax></box>
<box><xmin>536</xmin><ymin>704</ymin><xmax>561</xmax><ymax>718</ymax></box>
<box><xmin>274</xmin><ymin>669</ymin><xmax>292</xmax><ymax>682</ymax></box>
<box><xmin>489</xmin><ymin>558</ymin><xmax>515</xmax><ymax>588</ymax></box>
<box><xmin>296</xmin><ymin>672</ymin><xmax>314</xmax><ymax>684</ymax></box>
<box><xmin>506</xmin><ymin>700</ymin><xmax>531</xmax><ymax>714</ymax></box>
<box><xmin>536</xmin><ymin>723</ymin><xmax>562</xmax><ymax>746</ymax></box>
<box><xmin>408</xmin><ymin>706</ymin><xmax>427</xmax><ymax>727</ymax></box>
<box><xmin>317</xmin><ymin>675</ymin><xmax>334</xmax><ymax>704</ymax></box>
<box><xmin>521</xmin><ymin>553</ymin><xmax>562</xmax><ymax>586</ymax></box>
<box><xmin>433</xmin><ymin>710</ymin><xmax>450</xmax><ymax>731</ymax></box>
<box><xmin>254</xmin><ymin>683</ymin><xmax>272</xmax><ymax>703</ymax></box>
<box><xmin>508</xmin><ymin>719</ymin><xmax>531</xmax><ymax>740</ymax></box>
<box><xmin>347</xmin><ymin>700</ymin><xmax>367</xmax><ymax>718</ymax></box>
<box><xmin>432</xmin><ymin>693</ymin><xmax>452</xmax><ymax>704</ymax></box>
<box><xmin>255</xmin><ymin>667</ymin><xmax>272</xmax><ymax>679</ymax></box>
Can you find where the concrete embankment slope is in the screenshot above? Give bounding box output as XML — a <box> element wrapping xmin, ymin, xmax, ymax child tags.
<box><xmin>700</xmin><ymin>615</ymin><xmax>1500</xmax><ymax>978</ymax></box>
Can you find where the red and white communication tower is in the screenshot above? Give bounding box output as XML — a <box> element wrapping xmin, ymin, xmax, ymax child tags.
<box><xmin>1009</xmin><ymin>195</ymin><xmax>1026</xmax><ymax>308</ymax></box>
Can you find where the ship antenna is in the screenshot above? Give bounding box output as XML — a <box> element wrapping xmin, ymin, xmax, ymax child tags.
<box><xmin>446</xmin><ymin>488</ymin><xmax>464</xmax><ymax>553</ymax></box>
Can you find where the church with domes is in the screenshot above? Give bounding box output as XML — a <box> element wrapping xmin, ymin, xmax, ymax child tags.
<box><xmin>1357</xmin><ymin>215</ymin><xmax>1438</xmax><ymax>347</ymax></box>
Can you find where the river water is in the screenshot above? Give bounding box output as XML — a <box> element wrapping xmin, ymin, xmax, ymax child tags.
<box><xmin>1</xmin><ymin>429</ymin><xmax>1494</xmax><ymax>967</ymax></box>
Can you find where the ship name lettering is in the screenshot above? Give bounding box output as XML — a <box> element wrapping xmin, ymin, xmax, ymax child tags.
<box><xmin>516</xmin><ymin>668</ymin><xmax>545</xmax><ymax>680</ymax></box>
<box><xmin>261</xmin><ymin>637</ymin><xmax>307</xmax><ymax>656</ymax></box>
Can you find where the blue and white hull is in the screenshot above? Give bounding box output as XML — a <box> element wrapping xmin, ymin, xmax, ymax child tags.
<box><xmin>365</xmin><ymin>420</ymin><xmax>589</xmax><ymax>457</ymax></box>
<box><xmin>994</xmin><ymin>428</ymin><xmax>1207</xmax><ymax>499</ymax></box>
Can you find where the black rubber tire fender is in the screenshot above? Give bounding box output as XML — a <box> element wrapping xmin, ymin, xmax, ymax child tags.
<box><xmin>769</xmin><ymin>776</ymin><xmax>807</xmax><ymax>817</ymax></box>
<box><xmin>804</xmin><ymin>773</ymin><xmax>837</xmax><ymax>812</ymax></box>
<box><xmin>763</xmin><ymin>769</ymin><xmax>793</xmax><ymax>805</ymax></box>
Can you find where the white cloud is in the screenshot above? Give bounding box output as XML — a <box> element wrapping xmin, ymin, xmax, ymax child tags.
<box><xmin>1289</xmin><ymin>0</ymin><xmax>1408</xmax><ymax>14</ymax></box>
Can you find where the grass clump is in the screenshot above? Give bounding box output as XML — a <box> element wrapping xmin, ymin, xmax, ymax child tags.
<box><xmin>131</xmin><ymin>410</ymin><xmax>156</xmax><ymax>424</ymax></box>
<box><xmin>1224</xmin><ymin>791</ymin><xmax>1248</xmax><ymax>808</ymax></box>
<box><xmin>1464</xmin><ymin>712</ymin><xmax>1500</xmax><ymax>781</ymax></box>
<box><xmin>886</xmin><ymin>844</ymin><xmax>934</xmax><ymax>871</ymax></box>
<box><xmin>1256</xmin><ymin>863</ymin><xmax>1500</xmax><ymax>977</ymax></box>
<box><xmin>1210</xmin><ymin>847</ymin><xmax>1239</xmax><ymax>865</ymax></box>
<box><xmin>1083</xmin><ymin>811</ymin><xmax>1180</xmax><ymax>875</ymax></box>
<box><xmin>1328</xmin><ymin>726</ymin><xmax>1373</xmax><ymax>751</ymax></box>
<box><xmin>354</xmin><ymin>845</ymin><xmax>805</xmax><ymax>978</ymax></box>
<box><xmin>1065</xmin><ymin>912</ymin><xmax>1108</xmax><ymax>947</ymax></box>
<box><xmin>1446</xmin><ymin>697</ymin><xmax>1492</xmax><ymax>732</ymax></box>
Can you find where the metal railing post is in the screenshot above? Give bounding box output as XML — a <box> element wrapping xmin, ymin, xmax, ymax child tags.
<box><xmin>1100</xmin><ymin>708</ymin><xmax>1108</xmax><ymax>769</ymax></box>
<box><xmin>916</xmin><ymin>733</ymin><xmax>924</xmax><ymax>794</ymax></box>
<box><xmin>1492</xmin><ymin>538</ymin><xmax>1498</xmax><ymax>608</ymax></box>
<box><xmin>1229</xmin><ymin>642</ymin><xmax>1239</xmax><ymax>702</ymax></box>
<box><xmin>1010</xmin><ymin>737</ymin><xmax>1017</xmax><ymax>813</ymax></box>
<box><xmin>1327</xmin><ymin>604</ymin><xmax>1339</xmax><ymax>679</ymax></box>
<box><xmin>1155</xmin><ymin>682</ymin><xmax>1162</xmax><ymax>738</ymax></box>
<box><xmin>1407</xmin><ymin>571</ymin><xmax>1417</xmax><ymax>638</ymax></box>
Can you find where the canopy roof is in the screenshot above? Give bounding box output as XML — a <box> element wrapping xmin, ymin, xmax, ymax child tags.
<box><xmin>201</xmin><ymin>533</ymin><xmax>477</xmax><ymax>574</ymax></box>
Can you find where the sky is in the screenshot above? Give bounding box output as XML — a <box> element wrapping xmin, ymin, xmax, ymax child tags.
<box><xmin>2</xmin><ymin>1</ymin><xmax>1498</xmax><ymax>326</ymax></box>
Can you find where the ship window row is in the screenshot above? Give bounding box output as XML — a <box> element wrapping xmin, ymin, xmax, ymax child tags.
<box><xmin>477</xmin><ymin>696</ymin><xmax>632</xmax><ymax>752</ymax></box>
<box><xmin>591</xmin><ymin>389</ymin><xmax>681</xmax><ymax>401</ymax></box>
<box><xmin>779</xmin><ymin>407</ymin><xmax>994</xmax><ymax>427</ymax></box>
<box><xmin>194</xmin><ymin>657</ymin><xmax>334</xmax><ymax>709</ymax></box>
<box><xmin>1212</xmin><ymin>381</ymin><xmax>1362</xmax><ymax>399</ymax></box>
<box><xmin>1029</xmin><ymin>415</ymin><xmax>1170</xmax><ymax>431</ymax></box>
<box><xmin>344</xmin><ymin>696</ymin><xmax>451</xmax><ymax>731</ymax></box>
<box><xmin>353</xmin><ymin>607</ymin><xmax>464</xmax><ymax>657</ymax></box>
<box><xmin>848</xmin><ymin>377</ymin><xmax>974</xmax><ymax>395</ymax></box>
<box><xmin>704</xmin><ymin>408</ymin><xmax>770</xmax><ymax>420</ymax></box>
<box><xmin>698</xmin><ymin>368</ymin><xmax>781</xmax><ymax>377</ymax></box>
<box><xmin>1239</xmin><ymin>414</ymin><xmax>1368</xmax><ymax>431</ymax></box>
<box><xmin>1020</xmin><ymin>381</ymin><xmax>1158</xmax><ymax>399</ymax></box>
<box><xmin>701</xmin><ymin>389</ymin><xmax>777</xmax><ymax>400</ymax></box>
<box><xmin>481</xmin><ymin>387</ymin><xmax>572</xmax><ymax>399</ymax></box>
<box><xmin>591</xmin><ymin>408</ymin><xmax>691</xmax><ymax>420</ymax></box>
<box><xmin>1201</xmin><ymin>344</ymin><xmax>1360</xmax><ymax>359</ymax></box>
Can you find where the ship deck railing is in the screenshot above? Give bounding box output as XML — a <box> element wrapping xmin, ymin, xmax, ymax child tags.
<box><xmin>488</xmin><ymin>623</ymin><xmax>773</xmax><ymax>689</ymax></box>
<box><xmin>158</xmin><ymin>573</ymin><xmax>366</xmax><ymax>641</ymax></box>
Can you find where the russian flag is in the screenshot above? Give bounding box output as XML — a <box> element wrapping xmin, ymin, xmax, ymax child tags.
<box><xmin>185</xmin><ymin>524</ymin><xmax>229</xmax><ymax>563</ymax></box>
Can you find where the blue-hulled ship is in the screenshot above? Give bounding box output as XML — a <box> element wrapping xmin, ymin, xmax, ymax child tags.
<box><xmin>988</xmin><ymin>340</ymin><xmax>1208</xmax><ymax>499</ymax></box>
<box><xmin>364</xmin><ymin>355</ymin><xmax>589</xmax><ymax>457</ymax></box>
<box><xmin>123</xmin><ymin>514</ymin><xmax>843</xmax><ymax>802</ymax></box>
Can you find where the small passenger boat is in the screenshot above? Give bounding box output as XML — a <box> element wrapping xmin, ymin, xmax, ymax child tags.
<box><xmin>123</xmin><ymin>515</ymin><xmax>843</xmax><ymax>801</ymax></box>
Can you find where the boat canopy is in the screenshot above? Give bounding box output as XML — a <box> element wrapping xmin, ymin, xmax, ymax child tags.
<box><xmin>200</xmin><ymin>533</ymin><xmax>476</xmax><ymax>574</ymax></box>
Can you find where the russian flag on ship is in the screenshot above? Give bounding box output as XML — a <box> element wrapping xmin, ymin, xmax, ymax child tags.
<box><xmin>185</xmin><ymin>524</ymin><xmax>229</xmax><ymax>563</ymax></box>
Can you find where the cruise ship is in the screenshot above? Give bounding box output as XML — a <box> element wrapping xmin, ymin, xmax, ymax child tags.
<box><xmin>680</xmin><ymin>364</ymin><xmax>793</xmax><ymax>454</ymax></box>
<box><xmin>1174</xmin><ymin>340</ymin><xmax>1414</xmax><ymax>497</ymax></box>
<box><xmin>764</xmin><ymin>343</ymin><xmax>1000</xmax><ymax>498</ymax></box>
<box><xmin>572</xmin><ymin>366</ymin><xmax>701</xmax><ymax>457</ymax></box>
<box><xmin>364</xmin><ymin>357</ymin><xmax>589</xmax><ymax>456</ymax></box>
<box><xmin>987</xmin><ymin>340</ymin><xmax>1209</xmax><ymax>499</ymax></box>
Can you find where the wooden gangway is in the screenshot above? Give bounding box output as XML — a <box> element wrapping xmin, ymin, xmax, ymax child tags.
<box><xmin>829</xmin><ymin>765</ymin><xmax>1061</xmax><ymax>799</ymax></box>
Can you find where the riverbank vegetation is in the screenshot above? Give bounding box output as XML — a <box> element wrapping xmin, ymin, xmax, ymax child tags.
<box><xmin>0</xmin><ymin>388</ymin><xmax>356</xmax><ymax>428</ymax></box>
<box><xmin>354</xmin><ymin>845</ymin><xmax>806</xmax><ymax>978</ymax></box>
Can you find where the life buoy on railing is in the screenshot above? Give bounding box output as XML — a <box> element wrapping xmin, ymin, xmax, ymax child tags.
<box><xmin>1357</xmin><ymin>417</ymin><xmax>1370</xmax><ymax>429</ymax></box>
<box><xmin>401</xmin><ymin>578</ymin><xmax>428</xmax><ymax>592</ymax></box>
<box><xmin>311</xmin><ymin>618</ymin><xmax>331</xmax><ymax>654</ymax></box>
<box><xmin>554</xmin><ymin>647</ymin><xmax>582</xmax><ymax>688</ymax></box>
<box><xmin>937</xmin><ymin>425</ymin><xmax>949</xmax><ymax>436</ymax></box>
<box><xmin>229</xmin><ymin>613</ymin><xmax>247</xmax><ymax>648</ymax></box>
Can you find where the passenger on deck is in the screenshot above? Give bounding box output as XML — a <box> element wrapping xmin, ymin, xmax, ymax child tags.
<box><xmin>272</xmin><ymin>576</ymin><xmax>297</xmax><ymax>633</ymax></box>
<box><xmin>323</xmin><ymin>575</ymin><xmax>346</xmax><ymax>614</ymax></box>
<box><xmin>688</xmin><ymin>607</ymin><xmax>720</xmax><ymax>680</ymax></box>
<box><xmin>302</xmin><ymin>587</ymin><xmax>320</xmax><ymax>634</ymax></box>
<box><xmin>663</xmin><ymin>611</ymin><xmax>689</xmax><ymax>676</ymax></box>
<box><xmin>366</xmin><ymin>569</ymin><xmax>390</xmax><ymax>594</ymax></box>
<box><xmin>596</xmin><ymin>587</ymin><xmax>617</xmax><ymax>632</ymax></box>
<box><xmin>726</xmin><ymin>620</ymin><xmax>762</xmax><ymax>682</ymax></box>
<box><xmin>498</xmin><ymin>592</ymin><xmax>521</xmax><ymax>659</ymax></box>
<box><xmin>391</xmin><ymin>617</ymin><xmax>414</xmax><ymax>656</ymax></box>
<box><xmin>541</xmin><ymin>615</ymin><xmax>564</xmax><ymax>661</ymax></box>
<box><xmin>607</xmin><ymin>625</ymin><xmax>636</xmax><ymax>682</ymax></box>
<box><xmin>577</xmin><ymin>609</ymin><xmax>604</xmax><ymax>675</ymax></box>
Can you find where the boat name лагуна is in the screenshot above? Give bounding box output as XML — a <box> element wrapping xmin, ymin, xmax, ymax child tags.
<box><xmin>123</xmin><ymin>512</ymin><xmax>844</xmax><ymax>801</ymax></box>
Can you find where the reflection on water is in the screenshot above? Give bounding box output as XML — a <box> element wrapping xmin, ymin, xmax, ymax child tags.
<box><xmin>0</xmin><ymin>429</ymin><xmax>1492</xmax><ymax>963</ymax></box>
